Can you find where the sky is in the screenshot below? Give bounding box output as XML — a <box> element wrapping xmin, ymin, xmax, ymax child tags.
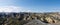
<box><xmin>0</xmin><ymin>0</ymin><xmax>60</xmax><ymax>12</ymax></box>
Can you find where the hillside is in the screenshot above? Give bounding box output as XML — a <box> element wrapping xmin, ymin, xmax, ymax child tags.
<box><xmin>0</xmin><ymin>12</ymin><xmax>60</xmax><ymax>25</ymax></box>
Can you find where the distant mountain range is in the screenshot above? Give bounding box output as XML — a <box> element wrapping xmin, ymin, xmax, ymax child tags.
<box><xmin>0</xmin><ymin>12</ymin><xmax>60</xmax><ymax>25</ymax></box>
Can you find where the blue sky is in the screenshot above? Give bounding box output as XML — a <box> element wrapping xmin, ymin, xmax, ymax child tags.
<box><xmin>0</xmin><ymin>0</ymin><xmax>60</xmax><ymax>12</ymax></box>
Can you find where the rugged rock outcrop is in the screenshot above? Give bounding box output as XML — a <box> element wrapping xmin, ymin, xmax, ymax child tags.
<box><xmin>0</xmin><ymin>12</ymin><xmax>60</xmax><ymax>25</ymax></box>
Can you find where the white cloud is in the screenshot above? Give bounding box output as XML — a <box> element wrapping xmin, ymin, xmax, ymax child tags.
<box><xmin>0</xmin><ymin>6</ymin><xmax>32</xmax><ymax>12</ymax></box>
<box><xmin>0</xmin><ymin>6</ymin><xmax>20</xmax><ymax>12</ymax></box>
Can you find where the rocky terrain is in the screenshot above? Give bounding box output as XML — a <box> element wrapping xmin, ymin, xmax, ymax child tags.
<box><xmin>0</xmin><ymin>12</ymin><xmax>60</xmax><ymax>25</ymax></box>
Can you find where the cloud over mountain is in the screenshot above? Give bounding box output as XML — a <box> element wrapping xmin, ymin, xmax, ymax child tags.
<box><xmin>0</xmin><ymin>6</ymin><xmax>32</xmax><ymax>12</ymax></box>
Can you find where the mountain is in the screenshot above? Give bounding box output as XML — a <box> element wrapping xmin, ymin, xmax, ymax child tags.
<box><xmin>0</xmin><ymin>12</ymin><xmax>60</xmax><ymax>25</ymax></box>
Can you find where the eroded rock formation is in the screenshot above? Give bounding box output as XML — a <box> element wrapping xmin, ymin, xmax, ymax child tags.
<box><xmin>0</xmin><ymin>12</ymin><xmax>60</xmax><ymax>25</ymax></box>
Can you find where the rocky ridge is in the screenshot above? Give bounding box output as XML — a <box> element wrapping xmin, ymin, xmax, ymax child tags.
<box><xmin>0</xmin><ymin>12</ymin><xmax>60</xmax><ymax>25</ymax></box>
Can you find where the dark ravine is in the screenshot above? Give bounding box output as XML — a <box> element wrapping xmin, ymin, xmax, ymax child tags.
<box><xmin>0</xmin><ymin>12</ymin><xmax>60</xmax><ymax>25</ymax></box>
